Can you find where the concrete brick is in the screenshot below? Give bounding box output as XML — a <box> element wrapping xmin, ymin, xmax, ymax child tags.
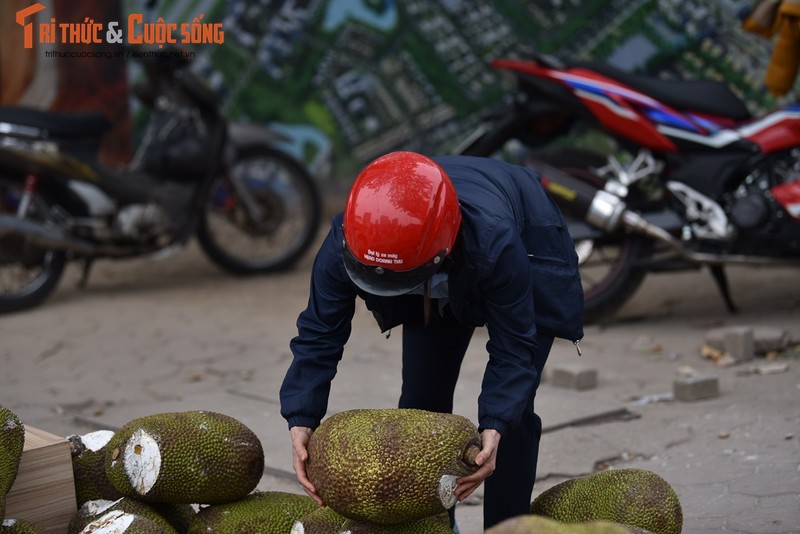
<box><xmin>673</xmin><ymin>373</ymin><xmax>720</xmax><ymax>401</ymax></box>
<box><xmin>723</xmin><ymin>326</ymin><xmax>754</xmax><ymax>362</ymax></box>
<box><xmin>549</xmin><ymin>364</ymin><xmax>598</xmax><ymax>391</ymax></box>
<box><xmin>705</xmin><ymin>326</ymin><xmax>787</xmax><ymax>354</ymax></box>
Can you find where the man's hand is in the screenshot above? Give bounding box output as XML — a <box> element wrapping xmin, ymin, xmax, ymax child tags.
<box><xmin>455</xmin><ymin>428</ymin><xmax>500</xmax><ymax>502</ymax></box>
<box><xmin>289</xmin><ymin>426</ymin><xmax>323</xmax><ymax>505</ymax></box>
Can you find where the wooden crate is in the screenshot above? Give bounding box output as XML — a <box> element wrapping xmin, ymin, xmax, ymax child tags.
<box><xmin>5</xmin><ymin>426</ymin><xmax>77</xmax><ymax>533</ymax></box>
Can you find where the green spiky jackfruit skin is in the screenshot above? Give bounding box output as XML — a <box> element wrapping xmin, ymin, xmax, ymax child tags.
<box><xmin>291</xmin><ymin>506</ymin><xmax>349</xmax><ymax>533</ymax></box>
<box><xmin>306</xmin><ymin>408</ymin><xmax>480</xmax><ymax>526</ymax></box>
<box><xmin>485</xmin><ymin>515</ymin><xmax>655</xmax><ymax>533</ymax></box>
<box><xmin>0</xmin><ymin>405</ymin><xmax>25</xmax><ymax>520</ymax></box>
<box><xmin>149</xmin><ymin>503</ymin><xmax>196</xmax><ymax>533</ymax></box>
<box><xmin>0</xmin><ymin>519</ymin><xmax>46</xmax><ymax>534</ymax></box>
<box><xmin>67</xmin><ymin>498</ymin><xmax>179</xmax><ymax>534</ymax></box>
<box><xmin>68</xmin><ymin>432</ymin><xmax>125</xmax><ymax>507</ymax></box>
<box><xmin>104</xmin><ymin>411</ymin><xmax>264</xmax><ymax>504</ymax></box>
<box><xmin>187</xmin><ymin>491</ymin><xmax>319</xmax><ymax>533</ymax></box>
<box><xmin>293</xmin><ymin>507</ymin><xmax>454</xmax><ymax>534</ymax></box>
<box><xmin>530</xmin><ymin>469</ymin><xmax>683</xmax><ymax>534</ymax></box>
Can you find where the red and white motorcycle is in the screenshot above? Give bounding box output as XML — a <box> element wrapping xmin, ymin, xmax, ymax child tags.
<box><xmin>459</xmin><ymin>53</ymin><xmax>800</xmax><ymax>323</ymax></box>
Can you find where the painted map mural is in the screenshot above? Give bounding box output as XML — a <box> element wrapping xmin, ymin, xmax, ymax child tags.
<box><xmin>2</xmin><ymin>0</ymin><xmax>797</xmax><ymax>191</ymax></box>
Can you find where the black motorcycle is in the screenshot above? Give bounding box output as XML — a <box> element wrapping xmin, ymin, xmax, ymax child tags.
<box><xmin>0</xmin><ymin>49</ymin><xmax>321</xmax><ymax>313</ymax></box>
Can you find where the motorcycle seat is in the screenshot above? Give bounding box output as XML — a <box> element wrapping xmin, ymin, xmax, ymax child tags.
<box><xmin>0</xmin><ymin>106</ymin><xmax>111</xmax><ymax>138</ymax></box>
<box><xmin>573</xmin><ymin>61</ymin><xmax>752</xmax><ymax>122</ymax></box>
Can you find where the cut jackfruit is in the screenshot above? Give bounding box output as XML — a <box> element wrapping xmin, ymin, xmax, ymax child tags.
<box><xmin>68</xmin><ymin>498</ymin><xmax>178</xmax><ymax>534</ymax></box>
<box><xmin>307</xmin><ymin>408</ymin><xmax>480</xmax><ymax>525</ymax></box>
<box><xmin>74</xmin><ymin>510</ymin><xmax>173</xmax><ymax>534</ymax></box>
<box><xmin>68</xmin><ymin>430</ymin><xmax>124</xmax><ymax>506</ymax></box>
<box><xmin>104</xmin><ymin>411</ymin><xmax>263</xmax><ymax>504</ymax></box>
<box><xmin>0</xmin><ymin>519</ymin><xmax>46</xmax><ymax>534</ymax></box>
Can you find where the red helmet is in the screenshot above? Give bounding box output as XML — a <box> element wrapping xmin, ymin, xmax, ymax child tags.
<box><xmin>343</xmin><ymin>151</ymin><xmax>462</xmax><ymax>296</ymax></box>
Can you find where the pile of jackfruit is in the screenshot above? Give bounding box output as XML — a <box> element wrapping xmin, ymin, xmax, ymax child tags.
<box><xmin>1</xmin><ymin>404</ymin><xmax>684</xmax><ymax>533</ymax></box>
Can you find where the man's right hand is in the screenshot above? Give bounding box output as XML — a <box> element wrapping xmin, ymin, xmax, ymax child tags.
<box><xmin>289</xmin><ymin>426</ymin><xmax>323</xmax><ymax>505</ymax></box>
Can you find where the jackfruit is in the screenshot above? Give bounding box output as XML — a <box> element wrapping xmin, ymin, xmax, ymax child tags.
<box><xmin>291</xmin><ymin>506</ymin><xmax>454</xmax><ymax>533</ymax></box>
<box><xmin>104</xmin><ymin>410</ymin><xmax>264</xmax><ymax>504</ymax></box>
<box><xmin>187</xmin><ymin>491</ymin><xmax>319</xmax><ymax>533</ymax></box>
<box><xmin>74</xmin><ymin>510</ymin><xmax>174</xmax><ymax>534</ymax></box>
<box><xmin>0</xmin><ymin>519</ymin><xmax>46</xmax><ymax>534</ymax></box>
<box><xmin>530</xmin><ymin>468</ymin><xmax>683</xmax><ymax>534</ymax></box>
<box><xmin>306</xmin><ymin>408</ymin><xmax>480</xmax><ymax>525</ymax></box>
<box><xmin>485</xmin><ymin>515</ymin><xmax>655</xmax><ymax>533</ymax></box>
<box><xmin>149</xmin><ymin>503</ymin><xmax>197</xmax><ymax>533</ymax></box>
<box><xmin>0</xmin><ymin>405</ymin><xmax>25</xmax><ymax>520</ymax></box>
<box><xmin>68</xmin><ymin>430</ymin><xmax>124</xmax><ymax>506</ymax></box>
<box><xmin>68</xmin><ymin>498</ymin><xmax>178</xmax><ymax>534</ymax></box>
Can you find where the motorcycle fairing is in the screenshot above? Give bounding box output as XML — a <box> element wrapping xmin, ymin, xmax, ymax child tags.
<box><xmin>493</xmin><ymin>58</ymin><xmax>741</xmax><ymax>152</ymax></box>
<box><xmin>492</xmin><ymin>58</ymin><xmax>800</xmax><ymax>158</ymax></box>
<box><xmin>570</xmin><ymin>61</ymin><xmax>751</xmax><ymax>121</ymax></box>
<box><xmin>496</xmin><ymin>59</ymin><xmax>680</xmax><ymax>152</ymax></box>
<box><xmin>772</xmin><ymin>180</ymin><xmax>800</xmax><ymax>221</ymax></box>
<box><xmin>738</xmin><ymin>106</ymin><xmax>800</xmax><ymax>153</ymax></box>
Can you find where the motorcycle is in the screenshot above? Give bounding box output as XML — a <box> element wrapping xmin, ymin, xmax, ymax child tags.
<box><xmin>0</xmin><ymin>47</ymin><xmax>321</xmax><ymax>314</ymax></box>
<box><xmin>458</xmin><ymin>52</ymin><xmax>800</xmax><ymax>323</ymax></box>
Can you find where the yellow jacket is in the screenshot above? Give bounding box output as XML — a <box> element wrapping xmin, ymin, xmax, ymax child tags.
<box><xmin>743</xmin><ymin>0</ymin><xmax>800</xmax><ymax>95</ymax></box>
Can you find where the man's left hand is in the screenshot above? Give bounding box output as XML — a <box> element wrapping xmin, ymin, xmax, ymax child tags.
<box><xmin>455</xmin><ymin>428</ymin><xmax>500</xmax><ymax>502</ymax></box>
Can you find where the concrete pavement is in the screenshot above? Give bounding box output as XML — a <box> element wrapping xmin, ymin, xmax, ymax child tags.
<box><xmin>1</xmin><ymin>240</ymin><xmax>798</xmax><ymax>533</ymax></box>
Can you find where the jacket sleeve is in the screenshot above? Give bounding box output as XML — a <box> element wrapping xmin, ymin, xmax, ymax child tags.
<box><xmin>475</xmin><ymin>219</ymin><xmax>540</xmax><ymax>438</ymax></box>
<box><xmin>279</xmin><ymin>217</ymin><xmax>358</xmax><ymax>430</ymax></box>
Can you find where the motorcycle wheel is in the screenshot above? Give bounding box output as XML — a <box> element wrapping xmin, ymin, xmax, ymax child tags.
<box><xmin>536</xmin><ymin>148</ymin><xmax>653</xmax><ymax>324</ymax></box>
<box><xmin>0</xmin><ymin>177</ymin><xmax>66</xmax><ymax>313</ymax></box>
<box><xmin>197</xmin><ymin>146</ymin><xmax>322</xmax><ymax>274</ymax></box>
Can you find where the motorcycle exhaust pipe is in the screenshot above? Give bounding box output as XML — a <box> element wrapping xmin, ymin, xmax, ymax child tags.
<box><xmin>0</xmin><ymin>213</ymin><xmax>99</xmax><ymax>255</ymax></box>
<box><xmin>534</xmin><ymin>162</ymin><xmax>799</xmax><ymax>267</ymax></box>
<box><xmin>616</xmin><ymin>210</ymin><xmax>799</xmax><ymax>266</ymax></box>
<box><xmin>536</xmin><ymin>162</ymin><xmax>627</xmax><ymax>232</ymax></box>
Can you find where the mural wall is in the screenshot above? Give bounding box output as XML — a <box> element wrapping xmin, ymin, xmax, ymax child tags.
<box><xmin>1</xmin><ymin>0</ymin><xmax>796</xmax><ymax>190</ymax></box>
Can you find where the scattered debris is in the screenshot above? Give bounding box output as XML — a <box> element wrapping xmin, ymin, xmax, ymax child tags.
<box><xmin>627</xmin><ymin>393</ymin><xmax>674</xmax><ymax>406</ymax></box>
<box><xmin>705</xmin><ymin>326</ymin><xmax>790</xmax><ymax>354</ymax></box>
<box><xmin>631</xmin><ymin>335</ymin><xmax>663</xmax><ymax>354</ymax></box>
<box><xmin>701</xmin><ymin>344</ymin><xmax>724</xmax><ymax>360</ymax></box>
<box><xmin>542</xmin><ymin>408</ymin><xmax>640</xmax><ymax>433</ymax></box>
<box><xmin>701</xmin><ymin>344</ymin><xmax>739</xmax><ymax>366</ymax></box>
<box><xmin>715</xmin><ymin>354</ymin><xmax>740</xmax><ymax>368</ymax></box>
<box><xmin>701</xmin><ymin>328</ymin><xmax>798</xmax><ymax>367</ymax></box>
<box><xmin>736</xmin><ymin>362</ymin><xmax>791</xmax><ymax>376</ymax></box>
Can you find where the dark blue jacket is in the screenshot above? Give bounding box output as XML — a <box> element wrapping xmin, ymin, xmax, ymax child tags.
<box><xmin>280</xmin><ymin>156</ymin><xmax>584</xmax><ymax>436</ymax></box>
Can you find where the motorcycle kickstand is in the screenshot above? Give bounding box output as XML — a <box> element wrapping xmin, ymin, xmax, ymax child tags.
<box><xmin>78</xmin><ymin>259</ymin><xmax>94</xmax><ymax>290</ymax></box>
<box><xmin>709</xmin><ymin>265</ymin><xmax>739</xmax><ymax>314</ymax></box>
